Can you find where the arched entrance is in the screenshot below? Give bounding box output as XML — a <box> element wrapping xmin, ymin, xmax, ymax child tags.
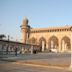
<box><xmin>39</xmin><ymin>37</ymin><xmax>46</xmax><ymax>52</ymax></box>
<box><xmin>61</xmin><ymin>36</ymin><xmax>71</xmax><ymax>52</ymax></box>
<box><xmin>48</xmin><ymin>36</ymin><xmax>58</xmax><ymax>52</ymax></box>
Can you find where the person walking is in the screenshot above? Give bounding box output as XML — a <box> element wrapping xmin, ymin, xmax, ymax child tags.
<box><xmin>15</xmin><ymin>47</ymin><xmax>17</xmax><ymax>56</ymax></box>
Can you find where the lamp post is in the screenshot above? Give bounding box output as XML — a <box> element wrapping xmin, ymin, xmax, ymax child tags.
<box><xmin>6</xmin><ymin>35</ymin><xmax>10</xmax><ymax>54</ymax></box>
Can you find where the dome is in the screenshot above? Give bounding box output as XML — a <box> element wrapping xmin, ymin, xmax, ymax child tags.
<box><xmin>22</xmin><ymin>17</ymin><xmax>28</xmax><ymax>25</ymax></box>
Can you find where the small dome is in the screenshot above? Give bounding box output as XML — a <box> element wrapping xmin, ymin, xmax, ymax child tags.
<box><xmin>24</xmin><ymin>17</ymin><xmax>28</xmax><ymax>21</ymax></box>
<box><xmin>22</xmin><ymin>17</ymin><xmax>28</xmax><ymax>25</ymax></box>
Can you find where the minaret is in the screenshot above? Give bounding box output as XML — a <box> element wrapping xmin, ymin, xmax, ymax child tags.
<box><xmin>20</xmin><ymin>17</ymin><xmax>29</xmax><ymax>43</ymax></box>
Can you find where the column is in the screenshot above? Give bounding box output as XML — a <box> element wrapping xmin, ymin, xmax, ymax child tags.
<box><xmin>65</xmin><ymin>43</ymin><xmax>67</xmax><ymax>51</ymax></box>
<box><xmin>42</xmin><ymin>41</ymin><xmax>44</xmax><ymax>51</ymax></box>
<box><xmin>58</xmin><ymin>39</ymin><xmax>61</xmax><ymax>52</ymax></box>
<box><xmin>21</xmin><ymin>47</ymin><xmax>24</xmax><ymax>54</ymax></box>
<box><xmin>31</xmin><ymin>45</ymin><xmax>33</xmax><ymax>54</ymax></box>
<box><xmin>46</xmin><ymin>41</ymin><xmax>48</xmax><ymax>49</ymax></box>
<box><xmin>51</xmin><ymin>40</ymin><xmax>53</xmax><ymax>49</ymax></box>
<box><xmin>62</xmin><ymin>40</ymin><xmax>65</xmax><ymax>52</ymax></box>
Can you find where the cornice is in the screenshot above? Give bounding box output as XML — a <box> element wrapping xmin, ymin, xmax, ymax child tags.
<box><xmin>30</xmin><ymin>26</ymin><xmax>71</xmax><ymax>33</ymax></box>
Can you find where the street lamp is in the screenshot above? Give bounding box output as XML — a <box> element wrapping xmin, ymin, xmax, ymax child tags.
<box><xmin>6</xmin><ymin>35</ymin><xmax>10</xmax><ymax>54</ymax></box>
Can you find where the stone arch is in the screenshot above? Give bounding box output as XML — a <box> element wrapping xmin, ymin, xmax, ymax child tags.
<box><xmin>29</xmin><ymin>37</ymin><xmax>37</xmax><ymax>44</ymax></box>
<box><xmin>39</xmin><ymin>37</ymin><xmax>46</xmax><ymax>51</ymax></box>
<box><xmin>48</xmin><ymin>36</ymin><xmax>58</xmax><ymax>50</ymax></box>
<box><xmin>61</xmin><ymin>36</ymin><xmax>71</xmax><ymax>52</ymax></box>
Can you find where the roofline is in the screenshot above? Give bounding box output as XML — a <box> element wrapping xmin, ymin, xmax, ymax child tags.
<box><xmin>30</xmin><ymin>26</ymin><xmax>72</xmax><ymax>33</ymax></box>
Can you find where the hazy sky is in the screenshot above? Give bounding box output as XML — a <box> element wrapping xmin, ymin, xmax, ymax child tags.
<box><xmin>0</xmin><ymin>0</ymin><xmax>72</xmax><ymax>41</ymax></box>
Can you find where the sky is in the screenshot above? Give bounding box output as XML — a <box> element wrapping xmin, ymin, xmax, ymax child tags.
<box><xmin>0</xmin><ymin>0</ymin><xmax>72</xmax><ymax>41</ymax></box>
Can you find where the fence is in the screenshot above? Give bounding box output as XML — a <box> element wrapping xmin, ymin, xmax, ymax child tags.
<box><xmin>0</xmin><ymin>40</ymin><xmax>40</xmax><ymax>56</ymax></box>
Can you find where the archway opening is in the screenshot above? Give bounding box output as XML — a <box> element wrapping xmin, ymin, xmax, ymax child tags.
<box><xmin>61</xmin><ymin>36</ymin><xmax>71</xmax><ymax>52</ymax></box>
<box><xmin>48</xmin><ymin>36</ymin><xmax>58</xmax><ymax>51</ymax></box>
<box><xmin>39</xmin><ymin>37</ymin><xmax>46</xmax><ymax>52</ymax></box>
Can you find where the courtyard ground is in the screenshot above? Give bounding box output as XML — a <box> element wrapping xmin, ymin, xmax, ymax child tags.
<box><xmin>0</xmin><ymin>52</ymin><xmax>72</xmax><ymax>72</ymax></box>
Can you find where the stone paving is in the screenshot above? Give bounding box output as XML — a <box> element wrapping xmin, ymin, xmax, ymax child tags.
<box><xmin>0</xmin><ymin>52</ymin><xmax>71</xmax><ymax>67</ymax></box>
<box><xmin>0</xmin><ymin>62</ymin><xmax>71</xmax><ymax>72</ymax></box>
<box><xmin>0</xmin><ymin>53</ymin><xmax>72</xmax><ymax>72</ymax></box>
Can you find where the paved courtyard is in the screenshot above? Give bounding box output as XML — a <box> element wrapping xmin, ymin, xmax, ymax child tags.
<box><xmin>0</xmin><ymin>61</ymin><xmax>72</xmax><ymax>72</ymax></box>
<box><xmin>1</xmin><ymin>53</ymin><xmax>71</xmax><ymax>66</ymax></box>
<box><xmin>0</xmin><ymin>53</ymin><xmax>72</xmax><ymax>72</ymax></box>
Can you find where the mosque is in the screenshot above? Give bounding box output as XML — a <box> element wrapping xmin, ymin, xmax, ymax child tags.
<box><xmin>20</xmin><ymin>17</ymin><xmax>72</xmax><ymax>53</ymax></box>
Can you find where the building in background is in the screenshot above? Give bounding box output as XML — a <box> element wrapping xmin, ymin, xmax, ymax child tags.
<box><xmin>21</xmin><ymin>17</ymin><xmax>72</xmax><ymax>53</ymax></box>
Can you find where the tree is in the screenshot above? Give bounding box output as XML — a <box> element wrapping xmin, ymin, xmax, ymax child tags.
<box><xmin>0</xmin><ymin>34</ymin><xmax>6</xmax><ymax>40</ymax></box>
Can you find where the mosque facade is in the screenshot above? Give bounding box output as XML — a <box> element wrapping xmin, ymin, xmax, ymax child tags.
<box><xmin>20</xmin><ymin>17</ymin><xmax>72</xmax><ymax>53</ymax></box>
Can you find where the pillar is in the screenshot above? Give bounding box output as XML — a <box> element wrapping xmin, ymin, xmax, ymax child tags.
<box><xmin>21</xmin><ymin>47</ymin><xmax>24</xmax><ymax>54</ymax></box>
<box><xmin>65</xmin><ymin>43</ymin><xmax>67</xmax><ymax>51</ymax></box>
<box><xmin>51</xmin><ymin>40</ymin><xmax>53</xmax><ymax>49</ymax></box>
<box><xmin>46</xmin><ymin>41</ymin><xmax>48</xmax><ymax>49</ymax></box>
<box><xmin>42</xmin><ymin>41</ymin><xmax>44</xmax><ymax>51</ymax></box>
<box><xmin>58</xmin><ymin>39</ymin><xmax>61</xmax><ymax>52</ymax></box>
<box><xmin>31</xmin><ymin>45</ymin><xmax>33</xmax><ymax>54</ymax></box>
<box><xmin>62</xmin><ymin>40</ymin><xmax>65</xmax><ymax>52</ymax></box>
